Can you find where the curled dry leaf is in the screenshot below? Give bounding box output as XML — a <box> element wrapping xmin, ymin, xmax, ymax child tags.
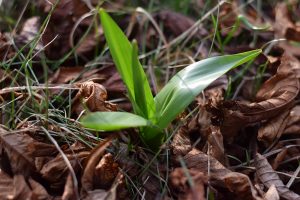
<box><xmin>255</xmin><ymin>153</ymin><xmax>300</xmax><ymax>200</ymax></box>
<box><xmin>218</xmin><ymin>53</ymin><xmax>299</xmax><ymax>141</ymax></box>
<box><xmin>182</xmin><ymin>149</ymin><xmax>264</xmax><ymax>199</ymax></box>
<box><xmin>41</xmin><ymin>151</ymin><xmax>89</xmax><ymax>191</ymax></box>
<box><xmin>283</xmin><ymin>106</ymin><xmax>300</xmax><ymax>135</ymax></box>
<box><xmin>224</xmin><ymin>172</ymin><xmax>262</xmax><ymax>200</ymax></box>
<box><xmin>207</xmin><ymin>126</ymin><xmax>226</xmax><ymax>165</ymax></box>
<box><xmin>169</xmin><ymin>168</ymin><xmax>207</xmax><ymax>200</ymax></box>
<box><xmin>257</xmin><ymin>109</ymin><xmax>290</xmax><ymax>145</ymax></box>
<box><xmin>0</xmin><ymin>129</ymin><xmax>57</xmax><ymax>176</ymax></box>
<box><xmin>170</xmin><ymin>125</ymin><xmax>192</xmax><ymax>156</ymax></box>
<box><xmin>72</xmin><ymin>81</ymin><xmax>117</xmax><ymax>116</ymax></box>
<box><xmin>94</xmin><ymin>153</ymin><xmax>119</xmax><ymax>189</ymax></box>
<box><xmin>81</xmin><ymin>137</ymin><xmax>113</xmax><ymax>193</ymax></box>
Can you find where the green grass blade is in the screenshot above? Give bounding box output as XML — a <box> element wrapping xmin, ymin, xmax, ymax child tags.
<box><xmin>80</xmin><ymin>112</ymin><xmax>150</xmax><ymax>131</ymax></box>
<box><xmin>155</xmin><ymin>49</ymin><xmax>262</xmax><ymax>129</ymax></box>
<box><xmin>131</xmin><ymin>40</ymin><xmax>156</xmax><ymax>120</ymax></box>
<box><xmin>99</xmin><ymin>9</ymin><xmax>155</xmax><ymax>120</ymax></box>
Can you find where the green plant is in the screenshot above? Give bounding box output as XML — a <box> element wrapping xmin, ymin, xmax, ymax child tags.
<box><xmin>80</xmin><ymin>9</ymin><xmax>262</xmax><ymax>150</ymax></box>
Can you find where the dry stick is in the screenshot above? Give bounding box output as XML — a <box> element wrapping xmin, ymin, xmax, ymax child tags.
<box><xmin>41</xmin><ymin>126</ymin><xmax>80</xmax><ymax>200</ymax></box>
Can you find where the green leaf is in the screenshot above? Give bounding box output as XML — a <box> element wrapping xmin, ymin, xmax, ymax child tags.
<box><xmin>80</xmin><ymin>112</ymin><xmax>150</xmax><ymax>131</ymax></box>
<box><xmin>99</xmin><ymin>9</ymin><xmax>155</xmax><ymax>120</ymax></box>
<box><xmin>155</xmin><ymin>49</ymin><xmax>262</xmax><ymax>129</ymax></box>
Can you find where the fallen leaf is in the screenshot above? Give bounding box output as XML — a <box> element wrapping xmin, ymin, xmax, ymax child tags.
<box><xmin>15</xmin><ymin>16</ymin><xmax>43</xmax><ymax>55</ymax></box>
<box><xmin>94</xmin><ymin>153</ymin><xmax>119</xmax><ymax>189</ymax></box>
<box><xmin>41</xmin><ymin>151</ymin><xmax>89</xmax><ymax>191</ymax></box>
<box><xmin>0</xmin><ymin>32</ymin><xmax>14</xmax><ymax>60</ymax></box>
<box><xmin>255</xmin><ymin>153</ymin><xmax>300</xmax><ymax>200</ymax></box>
<box><xmin>49</xmin><ymin>67</ymin><xmax>105</xmax><ymax>85</ymax></box>
<box><xmin>224</xmin><ymin>172</ymin><xmax>262</xmax><ymax>200</ymax></box>
<box><xmin>81</xmin><ymin>137</ymin><xmax>113</xmax><ymax>193</ymax></box>
<box><xmin>169</xmin><ymin>168</ymin><xmax>207</xmax><ymax>200</ymax></box>
<box><xmin>0</xmin><ymin>130</ymin><xmax>56</xmax><ymax>176</ymax></box>
<box><xmin>72</xmin><ymin>81</ymin><xmax>117</xmax><ymax>116</ymax></box>
<box><xmin>257</xmin><ymin>109</ymin><xmax>290</xmax><ymax>145</ymax></box>
<box><xmin>0</xmin><ymin>169</ymin><xmax>14</xmax><ymax>199</ymax></box>
<box><xmin>217</xmin><ymin>53</ymin><xmax>299</xmax><ymax>140</ymax></box>
<box><xmin>182</xmin><ymin>148</ymin><xmax>265</xmax><ymax>199</ymax></box>
<box><xmin>264</xmin><ymin>184</ymin><xmax>280</xmax><ymax>200</ymax></box>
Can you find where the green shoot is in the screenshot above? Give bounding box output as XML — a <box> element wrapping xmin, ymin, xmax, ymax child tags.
<box><xmin>80</xmin><ymin>9</ymin><xmax>262</xmax><ymax>150</ymax></box>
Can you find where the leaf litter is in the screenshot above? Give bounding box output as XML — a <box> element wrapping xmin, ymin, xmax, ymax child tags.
<box><xmin>2</xmin><ymin>0</ymin><xmax>300</xmax><ymax>199</ymax></box>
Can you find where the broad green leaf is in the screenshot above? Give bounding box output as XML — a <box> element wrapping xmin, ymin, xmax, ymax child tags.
<box><xmin>99</xmin><ymin>9</ymin><xmax>155</xmax><ymax>120</ymax></box>
<box><xmin>81</xmin><ymin>112</ymin><xmax>149</xmax><ymax>131</ymax></box>
<box><xmin>155</xmin><ymin>49</ymin><xmax>262</xmax><ymax>129</ymax></box>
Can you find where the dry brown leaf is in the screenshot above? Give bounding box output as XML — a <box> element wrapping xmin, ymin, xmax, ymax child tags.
<box><xmin>38</xmin><ymin>0</ymin><xmax>90</xmax><ymax>59</ymax></box>
<box><xmin>274</xmin><ymin>2</ymin><xmax>300</xmax><ymax>41</ymax></box>
<box><xmin>49</xmin><ymin>67</ymin><xmax>105</xmax><ymax>85</ymax></box>
<box><xmin>81</xmin><ymin>137</ymin><xmax>113</xmax><ymax>193</ymax></box>
<box><xmin>283</xmin><ymin>106</ymin><xmax>300</xmax><ymax>135</ymax></box>
<box><xmin>258</xmin><ymin>109</ymin><xmax>290</xmax><ymax>145</ymax></box>
<box><xmin>94</xmin><ymin>153</ymin><xmax>119</xmax><ymax>189</ymax></box>
<box><xmin>72</xmin><ymin>81</ymin><xmax>117</xmax><ymax>116</ymax></box>
<box><xmin>153</xmin><ymin>10</ymin><xmax>201</xmax><ymax>38</ymax></box>
<box><xmin>218</xmin><ymin>53</ymin><xmax>299</xmax><ymax>140</ymax></box>
<box><xmin>0</xmin><ymin>130</ymin><xmax>56</xmax><ymax>176</ymax></box>
<box><xmin>41</xmin><ymin>151</ymin><xmax>89</xmax><ymax>191</ymax></box>
<box><xmin>255</xmin><ymin>153</ymin><xmax>300</xmax><ymax>200</ymax></box>
<box><xmin>224</xmin><ymin>172</ymin><xmax>262</xmax><ymax>200</ymax></box>
<box><xmin>0</xmin><ymin>169</ymin><xmax>14</xmax><ymax>199</ymax></box>
<box><xmin>170</xmin><ymin>125</ymin><xmax>192</xmax><ymax>156</ymax></box>
<box><xmin>0</xmin><ymin>32</ymin><xmax>14</xmax><ymax>60</ymax></box>
<box><xmin>15</xmin><ymin>17</ymin><xmax>43</xmax><ymax>55</ymax></box>
<box><xmin>264</xmin><ymin>184</ymin><xmax>280</xmax><ymax>200</ymax></box>
<box><xmin>207</xmin><ymin>126</ymin><xmax>226</xmax><ymax>165</ymax></box>
<box><xmin>169</xmin><ymin>168</ymin><xmax>207</xmax><ymax>200</ymax></box>
<box><xmin>182</xmin><ymin>149</ymin><xmax>265</xmax><ymax>199</ymax></box>
<box><xmin>62</xmin><ymin>173</ymin><xmax>77</xmax><ymax>200</ymax></box>
<box><xmin>12</xmin><ymin>175</ymin><xmax>49</xmax><ymax>200</ymax></box>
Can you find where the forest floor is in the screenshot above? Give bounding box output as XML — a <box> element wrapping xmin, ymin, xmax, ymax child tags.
<box><xmin>1</xmin><ymin>0</ymin><xmax>300</xmax><ymax>199</ymax></box>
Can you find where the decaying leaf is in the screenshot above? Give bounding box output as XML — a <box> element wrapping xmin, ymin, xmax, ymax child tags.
<box><xmin>169</xmin><ymin>168</ymin><xmax>207</xmax><ymax>200</ymax></box>
<box><xmin>224</xmin><ymin>172</ymin><xmax>262</xmax><ymax>200</ymax></box>
<box><xmin>257</xmin><ymin>109</ymin><xmax>290</xmax><ymax>145</ymax></box>
<box><xmin>0</xmin><ymin>169</ymin><xmax>14</xmax><ymax>199</ymax></box>
<box><xmin>0</xmin><ymin>32</ymin><xmax>14</xmax><ymax>60</ymax></box>
<box><xmin>15</xmin><ymin>17</ymin><xmax>43</xmax><ymax>55</ymax></box>
<box><xmin>49</xmin><ymin>67</ymin><xmax>105</xmax><ymax>85</ymax></box>
<box><xmin>283</xmin><ymin>106</ymin><xmax>300</xmax><ymax>135</ymax></box>
<box><xmin>41</xmin><ymin>151</ymin><xmax>89</xmax><ymax>190</ymax></box>
<box><xmin>207</xmin><ymin>126</ymin><xmax>226</xmax><ymax>165</ymax></box>
<box><xmin>217</xmin><ymin>53</ymin><xmax>299</xmax><ymax>141</ymax></box>
<box><xmin>94</xmin><ymin>153</ymin><xmax>119</xmax><ymax>189</ymax></box>
<box><xmin>81</xmin><ymin>137</ymin><xmax>113</xmax><ymax>193</ymax></box>
<box><xmin>72</xmin><ymin>81</ymin><xmax>117</xmax><ymax>116</ymax></box>
<box><xmin>0</xmin><ymin>129</ymin><xmax>57</xmax><ymax>176</ymax></box>
<box><xmin>182</xmin><ymin>148</ymin><xmax>265</xmax><ymax>199</ymax></box>
<box><xmin>264</xmin><ymin>184</ymin><xmax>280</xmax><ymax>200</ymax></box>
<box><xmin>12</xmin><ymin>175</ymin><xmax>49</xmax><ymax>200</ymax></box>
<box><xmin>255</xmin><ymin>153</ymin><xmax>300</xmax><ymax>200</ymax></box>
